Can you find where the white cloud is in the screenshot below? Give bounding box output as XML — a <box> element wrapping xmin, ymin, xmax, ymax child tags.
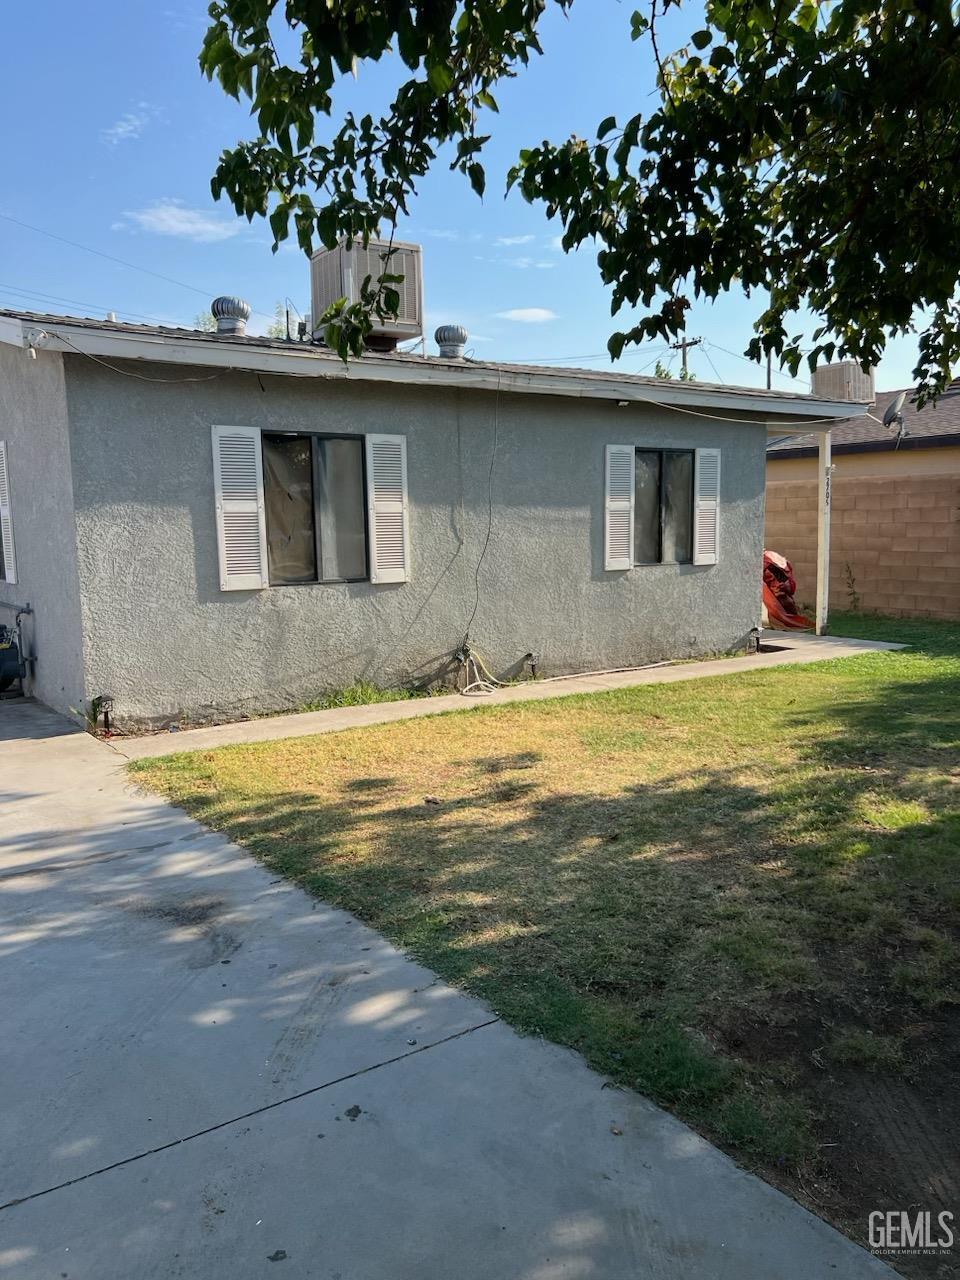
<box><xmin>547</xmin><ymin>234</ymin><xmax>565</xmax><ymax>252</ymax></box>
<box><xmin>410</xmin><ymin>227</ymin><xmax>483</xmax><ymax>243</ymax></box>
<box><xmin>101</xmin><ymin>102</ymin><xmax>160</xmax><ymax>146</ymax></box>
<box><xmin>495</xmin><ymin>308</ymin><xmax>558</xmax><ymax>324</ymax></box>
<box><xmin>474</xmin><ymin>254</ymin><xmax>556</xmax><ymax>270</ymax></box>
<box><xmin>117</xmin><ymin>199</ymin><xmax>245</xmax><ymax>244</ymax></box>
<box><xmin>495</xmin><ymin>234</ymin><xmax>536</xmax><ymax>247</ymax></box>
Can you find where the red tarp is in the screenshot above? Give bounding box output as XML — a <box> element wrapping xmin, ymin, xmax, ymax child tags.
<box><xmin>763</xmin><ymin>550</ymin><xmax>812</xmax><ymax>630</ymax></box>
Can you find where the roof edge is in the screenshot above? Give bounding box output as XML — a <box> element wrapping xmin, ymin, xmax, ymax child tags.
<box><xmin>1</xmin><ymin>312</ymin><xmax>863</xmax><ymax>424</ymax></box>
<box><xmin>770</xmin><ymin>433</ymin><xmax>960</xmax><ymax>460</ymax></box>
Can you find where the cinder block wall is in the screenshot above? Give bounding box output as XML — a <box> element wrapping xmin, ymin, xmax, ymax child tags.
<box><xmin>765</xmin><ymin>472</ymin><xmax>960</xmax><ymax>619</ymax></box>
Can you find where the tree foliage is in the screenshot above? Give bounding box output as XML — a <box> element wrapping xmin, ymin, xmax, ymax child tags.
<box><xmin>264</xmin><ymin>300</ymin><xmax>311</xmax><ymax>338</ymax></box>
<box><xmin>653</xmin><ymin>358</ymin><xmax>694</xmax><ymax>381</ymax></box>
<box><xmin>201</xmin><ymin>0</ymin><xmax>960</xmax><ymax>398</ymax></box>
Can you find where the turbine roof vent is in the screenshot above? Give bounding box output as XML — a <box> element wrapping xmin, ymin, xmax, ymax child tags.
<box><xmin>435</xmin><ymin>324</ymin><xmax>468</xmax><ymax>359</ymax></box>
<box><xmin>211</xmin><ymin>296</ymin><xmax>251</xmax><ymax>337</ymax></box>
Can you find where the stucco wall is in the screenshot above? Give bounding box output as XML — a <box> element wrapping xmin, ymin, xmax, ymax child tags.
<box><xmin>0</xmin><ymin>345</ymin><xmax>86</xmax><ymax>717</ymax></box>
<box><xmin>64</xmin><ymin>357</ymin><xmax>767</xmax><ymax>727</ymax></box>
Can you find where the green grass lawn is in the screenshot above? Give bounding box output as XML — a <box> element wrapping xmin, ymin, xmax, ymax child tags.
<box><xmin>131</xmin><ymin>613</ymin><xmax>960</xmax><ymax>1247</ymax></box>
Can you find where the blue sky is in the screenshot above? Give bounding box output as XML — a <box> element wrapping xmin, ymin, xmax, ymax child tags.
<box><xmin>1</xmin><ymin>1</ymin><xmax>920</xmax><ymax>391</ymax></box>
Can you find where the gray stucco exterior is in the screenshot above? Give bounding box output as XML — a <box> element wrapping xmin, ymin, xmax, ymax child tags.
<box><xmin>5</xmin><ymin>346</ymin><xmax>767</xmax><ymax>728</ymax></box>
<box><xmin>0</xmin><ymin>346</ymin><xmax>86</xmax><ymax>716</ymax></box>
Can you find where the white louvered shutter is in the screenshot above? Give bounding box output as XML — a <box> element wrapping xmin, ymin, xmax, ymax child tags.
<box><xmin>693</xmin><ymin>448</ymin><xmax>721</xmax><ymax>566</ymax></box>
<box><xmin>211</xmin><ymin>425</ymin><xmax>268</xmax><ymax>590</ymax></box>
<box><xmin>0</xmin><ymin>441</ymin><xmax>16</xmax><ymax>585</ymax></box>
<box><xmin>604</xmin><ymin>445</ymin><xmax>634</xmax><ymax>571</ymax></box>
<box><xmin>365</xmin><ymin>434</ymin><xmax>409</xmax><ymax>584</ymax></box>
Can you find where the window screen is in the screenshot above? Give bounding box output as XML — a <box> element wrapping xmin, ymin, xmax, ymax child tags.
<box><xmin>634</xmin><ymin>451</ymin><xmax>661</xmax><ymax>564</ymax></box>
<box><xmin>263</xmin><ymin>433</ymin><xmax>367</xmax><ymax>584</ymax></box>
<box><xmin>662</xmin><ymin>450</ymin><xmax>694</xmax><ymax>564</ymax></box>
<box><xmin>633</xmin><ymin>448</ymin><xmax>694</xmax><ymax>566</ymax></box>
<box><xmin>316</xmin><ymin>437</ymin><xmax>367</xmax><ymax>581</ymax></box>
<box><xmin>263</xmin><ymin>434</ymin><xmax>317</xmax><ymax>584</ymax></box>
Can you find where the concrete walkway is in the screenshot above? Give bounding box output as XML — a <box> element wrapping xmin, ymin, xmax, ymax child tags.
<box><xmin>117</xmin><ymin>630</ymin><xmax>903</xmax><ymax>759</ymax></box>
<box><xmin>0</xmin><ymin>698</ymin><xmax>896</xmax><ymax>1279</ymax></box>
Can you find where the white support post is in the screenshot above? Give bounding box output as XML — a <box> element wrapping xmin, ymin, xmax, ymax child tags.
<box><xmin>815</xmin><ymin>430</ymin><xmax>832</xmax><ymax>635</ymax></box>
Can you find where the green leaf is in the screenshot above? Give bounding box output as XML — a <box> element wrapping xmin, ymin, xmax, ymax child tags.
<box><xmin>269</xmin><ymin>204</ymin><xmax>289</xmax><ymax>246</ymax></box>
<box><xmin>427</xmin><ymin>63</ymin><xmax>455</xmax><ymax>94</ymax></box>
<box><xmin>608</xmin><ymin>332</ymin><xmax>627</xmax><ymax>360</ymax></box>
<box><xmin>198</xmin><ymin>0</ymin><xmax>960</xmax><ymax>402</ymax></box>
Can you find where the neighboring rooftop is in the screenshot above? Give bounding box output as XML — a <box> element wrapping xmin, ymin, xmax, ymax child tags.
<box><xmin>768</xmin><ymin>383</ymin><xmax>960</xmax><ymax>457</ymax></box>
<box><xmin>0</xmin><ymin>307</ymin><xmax>862</xmax><ymax>429</ymax></box>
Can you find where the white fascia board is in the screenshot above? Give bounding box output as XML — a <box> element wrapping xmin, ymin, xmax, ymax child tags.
<box><xmin>0</xmin><ymin>315</ymin><xmax>26</xmax><ymax>347</ymax></box>
<box><xmin>1</xmin><ymin>316</ymin><xmax>864</xmax><ymax>424</ymax></box>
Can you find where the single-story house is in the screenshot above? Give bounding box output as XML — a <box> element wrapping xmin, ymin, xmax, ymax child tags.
<box><xmin>0</xmin><ymin>308</ymin><xmax>857</xmax><ymax>730</ymax></box>
<box><xmin>767</xmin><ymin>383</ymin><xmax>960</xmax><ymax>619</ymax></box>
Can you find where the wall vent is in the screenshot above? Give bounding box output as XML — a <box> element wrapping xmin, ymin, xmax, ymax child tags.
<box><xmin>310</xmin><ymin>239</ymin><xmax>423</xmax><ymax>350</ymax></box>
<box><xmin>811</xmin><ymin>360</ymin><xmax>876</xmax><ymax>405</ymax></box>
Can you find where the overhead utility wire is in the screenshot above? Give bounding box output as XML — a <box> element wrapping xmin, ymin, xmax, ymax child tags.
<box><xmin>461</xmin><ymin>368</ymin><xmax>501</xmax><ymax>643</ymax></box>
<box><xmin>0</xmin><ymin>282</ymin><xmax>171</xmax><ymax>327</ymax></box>
<box><xmin>522</xmin><ymin>345</ymin><xmax>670</xmax><ymax>365</ymax></box>
<box><xmin>50</xmin><ymin>332</ymin><xmax>225</xmax><ymax>381</ymax></box>
<box><xmin>0</xmin><ymin>212</ymin><xmax>275</xmax><ymax>324</ymax></box>
<box><xmin>706</xmin><ymin>338</ymin><xmax>810</xmax><ymax>388</ymax></box>
<box><xmin>700</xmin><ymin>344</ymin><xmax>723</xmax><ymax>383</ymax></box>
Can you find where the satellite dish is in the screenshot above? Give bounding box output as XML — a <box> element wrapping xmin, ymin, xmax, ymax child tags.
<box><xmin>883</xmin><ymin>391</ymin><xmax>907</xmax><ymax>428</ymax></box>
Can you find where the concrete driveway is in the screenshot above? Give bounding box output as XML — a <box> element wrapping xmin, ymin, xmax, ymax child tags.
<box><xmin>0</xmin><ymin>700</ymin><xmax>894</xmax><ymax>1279</ymax></box>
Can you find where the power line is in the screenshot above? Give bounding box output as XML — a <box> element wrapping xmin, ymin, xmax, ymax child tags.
<box><xmin>636</xmin><ymin>350</ymin><xmax>671</xmax><ymax>374</ymax></box>
<box><xmin>519</xmin><ymin>345</ymin><xmax>670</xmax><ymax>365</ymax></box>
<box><xmin>0</xmin><ymin>212</ymin><xmax>215</xmax><ymax>298</ymax></box>
<box><xmin>0</xmin><ymin>282</ymin><xmax>173</xmax><ymax>328</ymax></box>
<box><xmin>462</xmin><ymin>369</ymin><xmax>501</xmax><ymax>643</ymax></box>
<box><xmin>706</xmin><ymin>339</ymin><xmax>809</xmax><ymax>389</ymax></box>
<box><xmin>701</xmin><ymin>344</ymin><xmax>723</xmax><ymax>383</ymax></box>
<box><xmin>0</xmin><ymin>211</ymin><xmax>275</xmax><ymax>324</ymax></box>
<box><xmin>53</xmin><ymin>331</ymin><xmax>225</xmax><ymax>384</ymax></box>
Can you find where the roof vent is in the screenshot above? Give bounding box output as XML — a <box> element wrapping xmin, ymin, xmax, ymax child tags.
<box><xmin>435</xmin><ymin>324</ymin><xmax>468</xmax><ymax>359</ymax></box>
<box><xmin>211</xmin><ymin>296</ymin><xmax>251</xmax><ymax>337</ymax></box>
<box><xmin>811</xmin><ymin>360</ymin><xmax>875</xmax><ymax>405</ymax></box>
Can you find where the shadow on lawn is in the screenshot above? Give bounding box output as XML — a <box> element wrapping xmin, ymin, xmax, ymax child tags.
<box><xmin>140</xmin><ymin>653</ymin><xmax>960</xmax><ymax>1269</ymax></box>
<box><xmin>175</xmin><ymin>661</ymin><xmax>960</xmax><ymax>1038</ymax></box>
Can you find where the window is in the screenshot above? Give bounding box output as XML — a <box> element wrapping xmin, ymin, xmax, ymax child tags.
<box><xmin>262</xmin><ymin>433</ymin><xmax>367</xmax><ymax>584</ymax></box>
<box><xmin>212</xmin><ymin>426</ymin><xmax>409</xmax><ymax>591</ymax></box>
<box><xmin>633</xmin><ymin>449</ymin><xmax>694</xmax><ymax>565</ymax></box>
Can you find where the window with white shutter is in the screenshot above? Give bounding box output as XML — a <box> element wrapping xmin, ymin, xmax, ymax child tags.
<box><xmin>693</xmin><ymin>447</ymin><xmax>721</xmax><ymax>565</ymax></box>
<box><xmin>0</xmin><ymin>441</ymin><xmax>17</xmax><ymax>585</ymax></box>
<box><xmin>365</xmin><ymin>434</ymin><xmax>409</xmax><ymax>583</ymax></box>
<box><xmin>211</xmin><ymin>425</ymin><xmax>269</xmax><ymax>590</ymax></box>
<box><xmin>604</xmin><ymin>444</ymin><xmax>634</xmax><ymax>571</ymax></box>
